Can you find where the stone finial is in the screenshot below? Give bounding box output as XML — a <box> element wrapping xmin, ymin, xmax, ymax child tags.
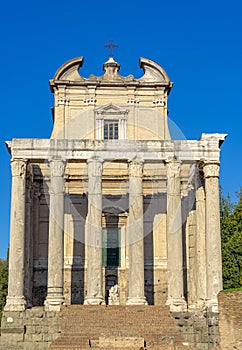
<box><xmin>103</xmin><ymin>57</ymin><xmax>121</xmax><ymax>80</ymax></box>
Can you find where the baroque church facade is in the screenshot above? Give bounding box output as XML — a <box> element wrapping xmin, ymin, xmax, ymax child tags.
<box><xmin>1</xmin><ymin>55</ymin><xmax>226</xmax><ymax>349</ymax></box>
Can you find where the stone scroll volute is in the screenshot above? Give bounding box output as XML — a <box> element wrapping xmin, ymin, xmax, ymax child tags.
<box><xmin>10</xmin><ymin>159</ymin><xmax>27</xmax><ymax>178</ymax></box>
<box><xmin>48</xmin><ymin>158</ymin><xmax>66</xmax><ymax>177</ymax></box>
<box><xmin>203</xmin><ymin>162</ymin><xmax>220</xmax><ymax>178</ymax></box>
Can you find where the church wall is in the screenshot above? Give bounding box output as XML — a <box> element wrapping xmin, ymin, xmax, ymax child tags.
<box><xmin>51</xmin><ymin>82</ymin><xmax>169</xmax><ymax>141</ymax></box>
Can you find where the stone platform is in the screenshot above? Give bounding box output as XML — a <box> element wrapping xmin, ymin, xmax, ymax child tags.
<box><xmin>0</xmin><ymin>304</ymin><xmax>222</xmax><ymax>350</ymax></box>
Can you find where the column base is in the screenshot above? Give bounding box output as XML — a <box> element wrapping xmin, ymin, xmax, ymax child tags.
<box><xmin>44</xmin><ymin>295</ymin><xmax>65</xmax><ymax>311</ymax></box>
<box><xmin>84</xmin><ymin>296</ymin><xmax>106</xmax><ymax>305</ymax></box>
<box><xmin>166</xmin><ymin>298</ymin><xmax>187</xmax><ymax>312</ymax></box>
<box><xmin>126</xmin><ymin>297</ymin><xmax>148</xmax><ymax>305</ymax></box>
<box><xmin>4</xmin><ymin>296</ymin><xmax>26</xmax><ymax>311</ymax></box>
<box><xmin>205</xmin><ymin>298</ymin><xmax>219</xmax><ymax>313</ymax></box>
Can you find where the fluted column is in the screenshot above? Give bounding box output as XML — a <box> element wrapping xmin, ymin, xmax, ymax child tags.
<box><xmin>84</xmin><ymin>158</ymin><xmax>105</xmax><ymax>305</ymax></box>
<box><xmin>126</xmin><ymin>158</ymin><xmax>147</xmax><ymax>305</ymax></box>
<box><xmin>166</xmin><ymin>160</ymin><xmax>187</xmax><ymax>312</ymax></box>
<box><xmin>203</xmin><ymin>162</ymin><xmax>222</xmax><ymax>312</ymax></box>
<box><xmin>5</xmin><ymin>159</ymin><xmax>27</xmax><ymax>311</ymax></box>
<box><xmin>45</xmin><ymin>158</ymin><xmax>66</xmax><ymax>311</ymax></box>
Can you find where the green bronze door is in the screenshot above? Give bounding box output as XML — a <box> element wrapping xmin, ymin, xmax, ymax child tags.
<box><xmin>102</xmin><ymin>228</ymin><xmax>120</xmax><ymax>267</ymax></box>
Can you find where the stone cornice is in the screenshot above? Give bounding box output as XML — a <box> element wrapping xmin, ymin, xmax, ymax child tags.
<box><xmin>6</xmin><ymin>134</ymin><xmax>225</xmax><ymax>162</ymax></box>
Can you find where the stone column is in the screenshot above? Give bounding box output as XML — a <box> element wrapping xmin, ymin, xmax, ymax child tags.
<box><xmin>24</xmin><ymin>166</ymin><xmax>34</xmax><ymax>308</ymax></box>
<box><xmin>45</xmin><ymin>158</ymin><xmax>66</xmax><ymax>311</ymax></box>
<box><xmin>126</xmin><ymin>158</ymin><xmax>147</xmax><ymax>305</ymax></box>
<box><xmin>5</xmin><ymin>159</ymin><xmax>27</xmax><ymax>311</ymax></box>
<box><xmin>203</xmin><ymin>162</ymin><xmax>222</xmax><ymax>312</ymax></box>
<box><xmin>195</xmin><ymin>164</ymin><xmax>207</xmax><ymax>308</ymax></box>
<box><xmin>166</xmin><ymin>160</ymin><xmax>187</xmax><ymax>312</ymax></box>
<box><xmin>84</xmin><ymin>158</ymin><xmax>105</xmax><ymax>305</ymax></box>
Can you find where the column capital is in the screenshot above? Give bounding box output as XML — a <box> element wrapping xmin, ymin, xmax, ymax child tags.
<box><xmin>128</xmin><ymin>157</ymin><xmax>144</xmax><ymax>177</ymax></box>
<box><xmin>166</xmin><ymin>159</ymin><xmax>181</xmax><ymax>177</ymax></box>
<box><xmin>195</xmin><ymin>163</ymin><xmax>204</xmax><ymax>190</ymax></box>
<box><xmin>87</xmin><ymin>157</ymin><xmax>103</xmax><ymax>177</ymax></box>
<box><xmin>10</xmin><ymin>158</ymin><xmax>27</xmax><ymax>177</ymax></box>
<box><xmin>203</xmin><ymin>162</ymin><xmax>220</xmax><ymax>178</ymax></box>
<box><xmin>48</xmin><ymin>157</ymin><xmax>66</xmax><ymax>177</ymax></box>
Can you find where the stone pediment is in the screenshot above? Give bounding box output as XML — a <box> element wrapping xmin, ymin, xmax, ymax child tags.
<box><xmin>49</xmin><ymin>56</ymin><xmax>173</xmax><ymax>90</ymax></box>
<box><xmin>95</xmin><ymin>103</ymin><xmax>129</xmax><ymax>118</ymax></box>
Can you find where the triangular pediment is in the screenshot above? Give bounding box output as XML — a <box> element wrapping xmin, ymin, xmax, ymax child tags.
<box><xmin>95</xmin><ymin>103</ymin><xmax>129</xmax><ymax>116</ymax></box>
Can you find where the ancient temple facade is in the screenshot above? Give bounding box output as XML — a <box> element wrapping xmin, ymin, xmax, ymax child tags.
<box><xmin>4</xmin><ymin>56</ymin><xmax>226</xmax><ymax>317</ymax></box>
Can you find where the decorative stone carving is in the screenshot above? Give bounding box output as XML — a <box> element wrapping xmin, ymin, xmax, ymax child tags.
<box><xmin>103</xmin><ymin>57</ymin><xmax>121</xmax><ymax>80</ymax></box>
<box><xmin>49</xmin><ymin>158</ymin><xmax>66</xmax><ymax>177</ymax></box>
<box><xmin>128</xmin><ymin>158</ymin><xmax>144</xmax><ymax>178</ymax></box>
<box><xmin>10</xmin><ymin>158</ymin><xmax>27</xmax><ymax>177</ymax></box>
<box><xmin>127</xmin><ymin>97</ymin><xmax>139</xmax><ymax>105</ymax></box>
<box><xmin>83</xmin><ymin>97</ymin><xmax>96</xmax><ymax>105</ymax></box>
<box><xmin>203</xmin><ymin>162</ymin><xmax>220</xmax><ymax>178</ymax></box>
<box><xmin>87</xmin><ymin>157</ymin><xmax>103</xmax><ymax>178</ymax></box>
<box><xmin>153</xmin><ymin>98</ymin><xmax>165</xmax><ymax>106</ymax></box>
<box><xmin>108</xmin><ymin>284</ymin><xmax>120</xmax><ymax>305</ymax></box>
<box><xmin>166</xmin><ymin>159</ymin><xmax>181</xmax><ymax>178</ymax></box>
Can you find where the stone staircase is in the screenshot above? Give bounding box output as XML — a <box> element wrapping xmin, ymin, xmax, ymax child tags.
<box><xmin>50</xmin><ymin>305</ymin><xmax>194</xmax><ymax>350</ymax></box>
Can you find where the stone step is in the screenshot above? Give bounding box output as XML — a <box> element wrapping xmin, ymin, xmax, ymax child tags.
<box><xmin>50</xmin><ymin>305</ymin><xmax>194</xmax><ymax>350</ymax></box>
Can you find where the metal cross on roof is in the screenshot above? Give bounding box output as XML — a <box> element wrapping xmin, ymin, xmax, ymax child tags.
<box><xmin>104</xmin><ymin>39</ymin><xmax>119</xmax><ymax>58</ymax></box>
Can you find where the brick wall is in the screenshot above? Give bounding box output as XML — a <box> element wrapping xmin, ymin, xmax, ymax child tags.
<box><xmin>218</xmin><ymin>291</ymin><xmax>242</xmax><ymax>350</ymax></box>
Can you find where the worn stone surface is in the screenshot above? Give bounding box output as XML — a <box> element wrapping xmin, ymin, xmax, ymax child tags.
<box><xmin>126</xmin><ymin>159</ymin><xmax>147</xmax><ymax>305</ymax></box>
<box><xmin>218</xmin><ymin>291</ymin><xmax>242</xmax><ymax>350</ymax></box>
<box><xmin>84</xmin><ymin>158</ymin><xmax>105</xmax><ymax>305</ymax></box>
<box><xmin>0</xmin><ymin>308</ymin><xmax>61</xmax><ymax>350</ymax></box>
<box><xmin>166</xmin><ymin>160</ymin><xmax>187</xmax><ymax>312</ymax></box>
<box><xmin>45</xmin><ymin>158</ymin><xmax>66</xmax><ymax>311</ymax></box>
<box><xmin>203</xmin><ymin>162</ymin><xmax>223</xmax><ymax>312</ymax></box>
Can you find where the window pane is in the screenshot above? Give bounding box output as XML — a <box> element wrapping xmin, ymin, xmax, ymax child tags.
<box><xmin>103</xmin><ymin>121</ymin><xmax>119</xmax><ymax>140</ymax></box>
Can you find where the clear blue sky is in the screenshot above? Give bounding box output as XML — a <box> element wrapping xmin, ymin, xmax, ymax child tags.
<box><xmin>0</xmin><ymin>0</ymin><xmax>241</xmax><ymax>258</ymax></box>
